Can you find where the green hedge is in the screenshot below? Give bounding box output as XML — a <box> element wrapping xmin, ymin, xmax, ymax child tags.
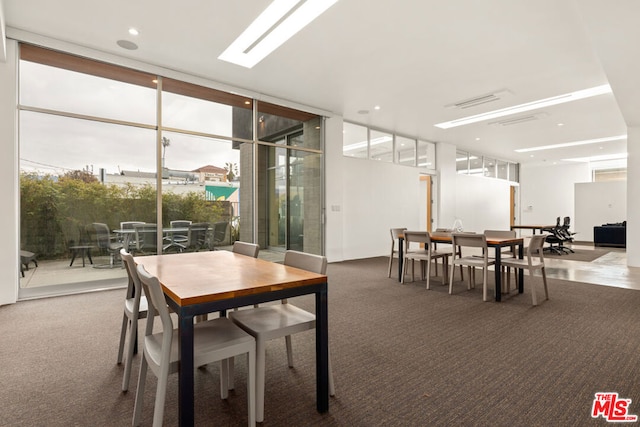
<box><xmin>20</xmin><ymin>172</ymin><xmax>228</xmax><ymax>259</ymax></box>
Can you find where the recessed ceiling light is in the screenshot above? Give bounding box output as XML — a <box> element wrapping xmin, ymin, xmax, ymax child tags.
<box><xmin>475</xmin><ymin>137</ymin><xmax>480</xmax><ymax>141</ymax></box>
<box><xmin>128</xmin><ymin>28</ymin><xmax>140</xmax><ymax>36</ymax></box>
<box><xmin>515</xmin><ymin>134</ymin><xmax>626</xmax><ymax>153</ymax></box>
<box><xmin>116</xmin><ymin>40</ymin><xmax>138</xmax><ymax>50</ymax></box>
<box><xmin>434</xmin><ymin>84</ymin><xmax>612</xmax><ymax>129</ymax></box>
<box><xmin>557</xmin><ymin>123</ymin><xmax>564</xmax><ymax>126</ymax></box>
<box><xmin>374</xmin><ymin>105</ymin><xmax>381</xmax><ymax>110</ymax></box>
<box><xmin>218</xmin><ymin>0</ymin><xmax>339</xmax><ymax>68</ymax></box>
<box><xmin>244</xmin><ymin>100</ymin><xmax>251</xmax><ymax>105</ymax></box>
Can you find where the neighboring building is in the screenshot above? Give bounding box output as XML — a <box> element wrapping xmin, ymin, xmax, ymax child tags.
<box><xmin>103</xmin><ymin>167</ymin><xmax>239</xmax><ymax>203</ymax></box>
<box><xmin>192</xmin><ymin>165</ymin><xmax>228</xmax><ymax>183</ymax></box>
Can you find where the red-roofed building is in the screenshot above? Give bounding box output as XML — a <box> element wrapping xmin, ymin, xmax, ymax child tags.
<box><xmin>192</xmin><ymin>165</ymin><xmax>228</xmax><ymax>183</ymax></box>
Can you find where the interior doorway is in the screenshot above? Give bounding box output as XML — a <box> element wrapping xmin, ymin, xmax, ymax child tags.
<box><xmin>420</xmin><ymin>174</ymin><xmax>433</xmax><ymax>232</ymax></box>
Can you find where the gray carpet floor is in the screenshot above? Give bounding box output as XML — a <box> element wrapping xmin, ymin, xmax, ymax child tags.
<box><xmin>1</xmin><ymin>256</ymin><xmax>638</xmax><ymax>426</ymax></box>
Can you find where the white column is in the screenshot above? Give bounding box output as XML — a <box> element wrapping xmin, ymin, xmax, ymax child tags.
<box><xmin>435</xmin><ymin>142</ymin><xmax>457</xmax><ymax>229</ymax></box>
<box><xmin>324</xmin><ymin>115</ymin><xmax>344</xmax><ymax>262</ymax></box>
<box><xmin>0</xmin><ymin>39</ymin><xmax>19</xmax><ymax>305</ymax></box>
<box><xmin>626</xmin><ymin>127</ymin><xmax>640</xmax><ymax>266</ymax></box>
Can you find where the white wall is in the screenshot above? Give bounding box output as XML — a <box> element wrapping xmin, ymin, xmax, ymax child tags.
<box><xmin>324</xmin><ymin>116</ymin><xmax>345</xmax><ymax>262</ymax></box>
<box><xmin>575</xmin><ymin>181</ymin><xmax>626</xmax><ymax>241</ymax></box>
<box><xmin>519</xmin><ymin>162</ymin><xmax>590</xmax><ymax>228</ymax></box>
<box><xmin>627</xmin><ymin>126</ymin><xmax>640</xmax><ymax>266</ymax></box>
<box><xmin>454</xmin><ymin>174</ymin><xmax>511</xmax><ymax>232</ymax></box>
<box><xmin>325</xmin><ymin>116</ymin><xmax>427</xmax><ymax>261</ymax></box>
<box><xmin>436</xmin><ymin>143</ymin><xmax>457</xmax><ymax>228</ymax></box>
<box><xmin>0</xmin><ymin>39</ymin><xmax>18</xmax><ymax>306</ymax></box>
<box><xmin>325</xmin><ymin>119</ymin><xmax>514</xmax><ymax>261</ymax></box>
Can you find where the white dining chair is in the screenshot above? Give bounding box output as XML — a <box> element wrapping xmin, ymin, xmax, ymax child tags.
<box><xmin>229</xmin><ymin>250</ymin><xmax>335</xmax><ymax>423</ymax></box>
<box><xmin>118</xmin><ymin>249</ymin><xmax>148</xmax><ymax>392</ymax></box>
<box><xmin>232</xmin><ymin>241</ymin><xmax>260</xmax><ymax>258</ymax></box>
<box><xmin>133</xmin><ymin>264</ymin><xmax>256</xmax><ymax>427</ymax></box>
<box><xmin>449</xmin><ymin>233</ymin><xmax>496</xmax><ymax>301</ymax></box>
<box><xmin>500</xmin><ymin>234</ymin><xmax>550</xmax><ymax>306</ymax></box>
<box><xmin>484</xmin><ymin>229</ymin><xmax>517</xmax><ymax>290</ymax></box>
<box><xmin>401</xmin><ymin>231</ymin><xmax>450</xmax><ymax>289</ymax></box>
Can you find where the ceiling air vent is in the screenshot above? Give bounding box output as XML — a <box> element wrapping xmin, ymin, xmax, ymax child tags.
<box><xmin>489</xmin><ymin>112</ymin><xmax>548</xmax><ymax>127</ymax></box>
<box><xmin>445</xmin><ymin>89</ymin><xmax>511</xmax><ymax>110</ymax></box>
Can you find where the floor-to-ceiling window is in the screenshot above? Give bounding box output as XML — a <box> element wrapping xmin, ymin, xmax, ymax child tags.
<box><xmin>253</xmin><ymin>102</ymin><xmax>323</xmax><ymax>255</ymax></box>
<box><xmin>17</xmin><ymin>43</ymin><xmax>323</xmax><ymax>298</ymax></box>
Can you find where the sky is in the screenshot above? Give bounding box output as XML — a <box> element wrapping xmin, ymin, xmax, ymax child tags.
<box><xmin>19</xmin><ymin>61</ymin><xmax>241</xmax><ymax>176</ymax></box>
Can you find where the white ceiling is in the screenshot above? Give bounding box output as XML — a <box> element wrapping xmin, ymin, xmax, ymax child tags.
<box><xmin>3</xmin><ymin>0</ymin><xmax>639</xmax><ymax>166</ymax></box>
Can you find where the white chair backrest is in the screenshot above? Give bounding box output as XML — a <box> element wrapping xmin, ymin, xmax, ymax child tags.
<box><xmin>452</xmin><ymin>232</ymin><xmax>486</xmax><ymax>250</ymax></box>
<box><xmin>284</xmin><ymin>250</ymin><xmax>327</xmax><ymax>275</ymax></box>
<box><xmin>404</xmin><ymin>231</ymin><xmax>431</xmax><ymax>250</ymax></box>
<box><xmin>232</xmin><ymin>241</ymin><xmax>260</xmax><ymax>258</ymax></box>
<box><xmin>390</xmin><ymin>228</ymin><xmax>406</xmax><ymax>240</ymax></box>
<box><xmin>528</xmin><ymin>234</ymin><xmax>547</xmax><ymax>260</ymax></box>
<box><xmin>120</xmin><ymin>249</ymin><xmax>143</xmax><ymax>302</ymax></box>
<box><xmin>136</xmin><ymin>264</ymin><xmax>172</xmax><ymax>338</ymax></box>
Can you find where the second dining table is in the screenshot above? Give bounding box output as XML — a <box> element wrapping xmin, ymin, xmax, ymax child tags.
<box><xmin>134</xmin><ymin>250</ymin><xmax>330</xmax><ymax>426</ymax></box>
<box><xmin>397</xmin><ymin>231</ymin><xmax>524</xmax><ymax>302</ymax></box>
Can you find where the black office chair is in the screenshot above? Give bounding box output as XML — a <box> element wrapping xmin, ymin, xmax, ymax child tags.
<box><xmin>542</xmin><ymin>217</ymin><xmax>572</xmax><ymax>254</ymax></box>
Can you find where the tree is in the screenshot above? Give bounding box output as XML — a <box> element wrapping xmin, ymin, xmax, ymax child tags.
<box><xmin>61</xmin><ymin>169</ymin><xmax>98</xmax><ymax>183</ymax></box>
<box><xmin>225</xmin><ymin>162</ymin><xmax>239</xmax><ymax>181</ymax></box>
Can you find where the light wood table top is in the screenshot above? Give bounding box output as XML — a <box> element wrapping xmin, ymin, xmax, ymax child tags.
<box><xmin>134</xmin><ymin>250</ymin><xmax>330</xmax><ymax>426</ymax></box>
<box><xmin>136</xmin><ymin>250</ymin><xmax>327</xmax><ymax>306</ymax></box>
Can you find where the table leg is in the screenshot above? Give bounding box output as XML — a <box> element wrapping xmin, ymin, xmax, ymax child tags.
<box><xmin>69</xmin><ymin>250</ymin><xmax>77</xmax><ymax>267</ymax></box>
<box><xmin>178</xmin><ymin>311</ymin><xmax>195</xmax><ymax>427</ymax></box>
<box><xmin>315</xmin><ymin>285</ymin><xmax>329</xmax><ymax>413</ymax></box>
<box><xmin>518</xmin><ymin>243</ymin><xmax>524</xmax><ymax>293</ymax></box>
<box><xmin>398</xmin><ymin>238</ymin><xmax>404</xmax><ymax>282</ymax></box>
<box><xmin>494</xmin><ymin>248</ymin><xmax>502</xmax><ymax>302</ymax></box>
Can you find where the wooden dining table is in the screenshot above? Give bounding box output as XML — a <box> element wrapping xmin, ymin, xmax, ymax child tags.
<box><xmin>510</xmin><ymin>224</ymin><xmax>556</xmax><ymax>234</ymax></box>
<box><xmin>397</xmin><ymin>232</ymin><xmax>524</xmax><ymax>302</ymax></box>
<box><xmin>134</xmin><ymin>250</ymin><xmax>330</xmax><ymax>426</ymax></box>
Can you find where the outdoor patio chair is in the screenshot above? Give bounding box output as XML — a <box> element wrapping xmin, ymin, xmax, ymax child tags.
<box><xmin>185</xmin><ymin>222</ymin><xmax>210</xmax><ymax>252</ymax></box>
<box><xmin>91</xmin><ymin>223</ymin><xmax>123</xmax><ymax>268</ymax></box>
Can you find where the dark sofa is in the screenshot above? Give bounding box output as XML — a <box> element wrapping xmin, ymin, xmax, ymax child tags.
<box><xmin>593</xmin><ymin>221</ymin><xmax>626</xmax><ymax>248</ymax></box>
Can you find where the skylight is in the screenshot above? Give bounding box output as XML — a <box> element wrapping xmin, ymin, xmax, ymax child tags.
<box><xmin>218</xmin><ymin>0</ymin><xmax>339</xmax><ymax>68</ymax></box>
